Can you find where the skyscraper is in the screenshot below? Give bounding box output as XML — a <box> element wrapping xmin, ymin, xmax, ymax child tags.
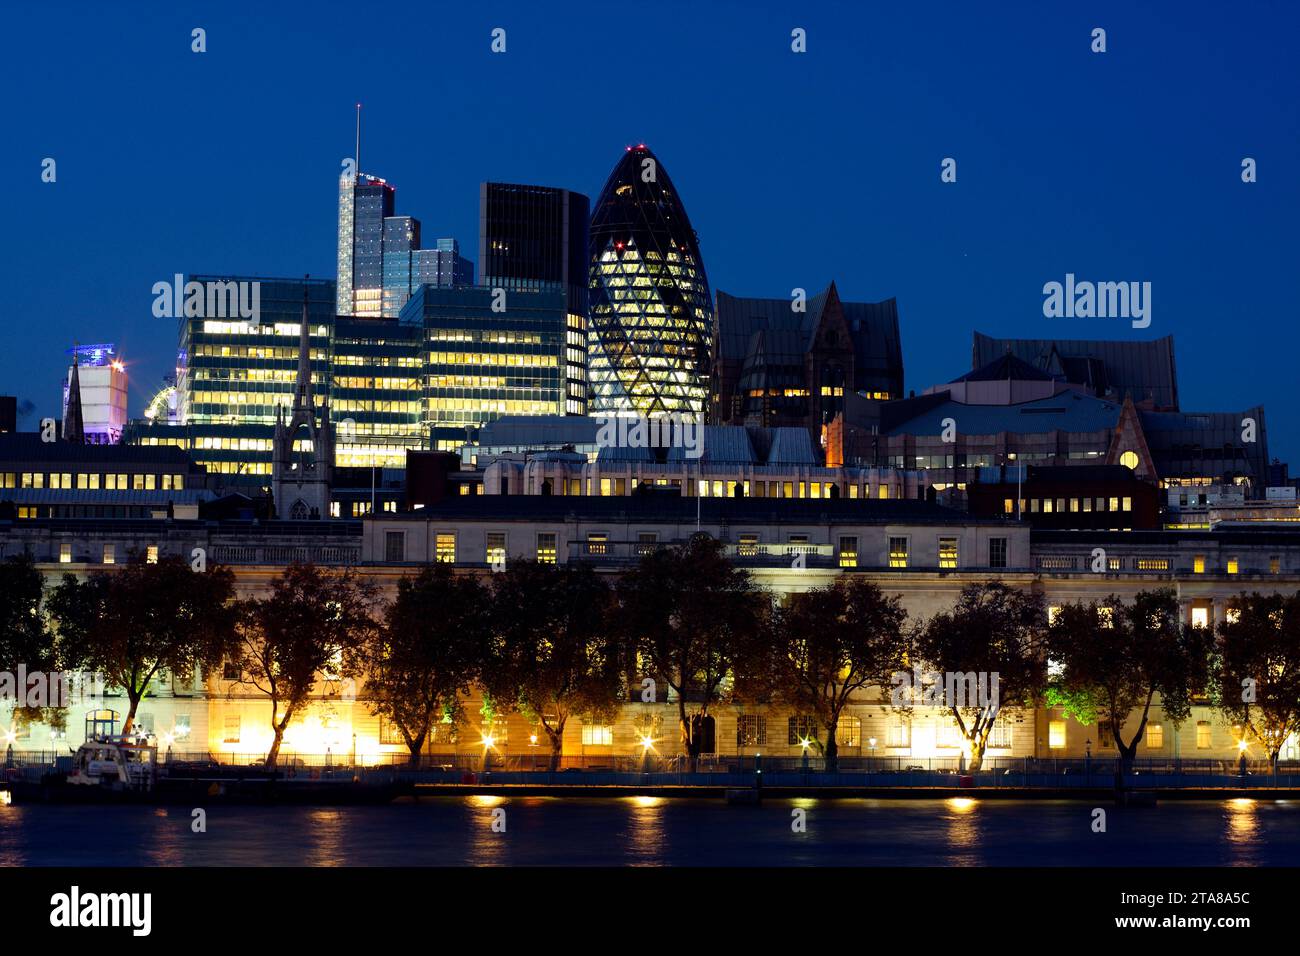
<box><xmin>587</xmin><ymin>145</ymin><xmax>713</xmax><ymax>418</ymax></box>
<box><xmin>62</xmin><ymin>344</ymin><xmax>128</xmax><ymax>444</ymax></box>
<box><xmin>338</xmin><ymin>172</ymin><xmax>472</xmax><ymax>318</ymax></box>
<box><xmin>479</xmin><ymin>182</ymin><xmax>589</xmax><ymax>415</ymax></box>
<box><xmin>341</xmin><ymin>174</ymin><xmax>395</xmax><ymax>317</ymax></box>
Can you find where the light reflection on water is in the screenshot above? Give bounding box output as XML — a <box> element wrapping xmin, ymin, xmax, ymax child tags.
<box><xmin>0</xmin><ymin>798</ymin><xmax>1294</xmax><ymax>866</ymax></box>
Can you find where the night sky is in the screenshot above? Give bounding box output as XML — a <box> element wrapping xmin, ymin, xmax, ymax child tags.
<box><xmin>6</xmin><ymin>1</ymin><xmax>1297</xmax><ymax>460</ymax></box>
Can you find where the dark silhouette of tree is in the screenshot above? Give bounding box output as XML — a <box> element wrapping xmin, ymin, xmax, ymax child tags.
<box><xmin>1216</xmin><ymin>590</ymin><xmax>1300</xmax><ymax>772</ymax></box>
<box><xmin>481</xmin><ymin>561</ymin><xmax>623</xmax><ymax>771</ymax></box>
<box><xmin>916</xmin><ymin>581</ymin><xmax>1046</xmax><ymax>771</ymax></box>
<box><xmin>1047</xmin><ymin>589</ymin><xmax>1210</xmax><ymax>780</ymax></box>
<box><xmin>0</xmin><ymin>554</ymin><xmax>64</xmax><ymax>728</ymax></box>
<box><xmin>49</xmin><ymin>554</ymin><xmax>236</xmax><ymax>736</ymax></box>
<box><xmin>769</xmin><ymin>579</ymin><xmax>910</xmax><ymax>772</ymax></box>
<box><xmin>231</xmin><ymin>563</ymin><xmax>375</xmax><ymax>767</ymax></box>
<box><xmin>354</xmin><ymin>564</ymin><xmax>488</xmax><ymax>767</ymax></box>
<box><xmin>617</xmin><ymin>535</ymin><xmax>766</xmax><ymax>761</ymax></box>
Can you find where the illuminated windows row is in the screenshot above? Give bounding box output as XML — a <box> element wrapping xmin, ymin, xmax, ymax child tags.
<box><xmin>6</xmin><ymin>472</ymin><xmax>184</xmax><ymax>491</ymax></box>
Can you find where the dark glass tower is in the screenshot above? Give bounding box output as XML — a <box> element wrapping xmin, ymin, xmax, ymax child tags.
<box><xmin>587</xmin><ymin>145</ymin><xmax>712</xmax><ymax>417</ymax></box>
<box><xmin>479</xmin><ymin>182</ymin><xmax>590</xmax><ymax>415</ymax></box>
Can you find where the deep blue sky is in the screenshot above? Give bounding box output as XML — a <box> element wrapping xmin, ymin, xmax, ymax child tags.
<box><xmin>5</xmin><ymin>1</ymin><xmax>1298</xmax><ymax>460</ymax></box>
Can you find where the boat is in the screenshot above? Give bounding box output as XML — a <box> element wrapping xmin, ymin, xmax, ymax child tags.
<box><xmin>67</xmin><ymin>733</ymin><xmax>159</xmax><ymax>792</ymax></box>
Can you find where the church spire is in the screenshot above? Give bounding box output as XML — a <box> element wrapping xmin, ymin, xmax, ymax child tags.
<box><xmin>296</xmin><ymin>279</ymin><xmax>313</xmax><ymax>409</ymax></box>
<box><xmin>62</xmin><ymin>347</ymin><xmax>85</xmax><ymax>444</ymax></box>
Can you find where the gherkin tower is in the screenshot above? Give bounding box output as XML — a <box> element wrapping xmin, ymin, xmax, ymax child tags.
<box><xmin>587</xmin><ymin>145</ymin><xmax>713</xmax><ymax>417</ymax></box>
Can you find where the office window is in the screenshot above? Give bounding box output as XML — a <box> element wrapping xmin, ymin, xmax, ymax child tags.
<box><xmin>379</xmin><ymin>717</ymin><xmax>405</xmax><ymax>746</ymax></box>
<box><xmin>938</xmin><ymin>537</ymin><xmax>958</xmax><ymax>569</ymax></box>
<box><xmin>173</xmin><ymin>715</ymin><xmax>191</xmax><ymax>741</ymax></box>
<box><xmin>223</xmin><ymin>715</ymin><xmax>241</xmax><ymax>744</ymax></box>
<box><xmin>1049</xmin><ymin>720</ymin><xmax>1066</xmax><ymax>749</ymax></box>
<box><xmin>1108</xmin><ymin>497</ymin><xmax>1120</xmax><ymax>512</ymax></box>
<box><xmin>1069</xmin><ymin>498</ymin><xmax>1079</xmax><ymax>513</ymax></box>
<box><xmin>383</xmin><ymin>531</ymin><xmax>405</xmax><ymax>563</ymax></box>
<box><xmin>636</xmin><ymin>532</ymin><xmax>658</xmax><ymax>556</ymax></box>
<box><xmin>581</xmin><ymin>723</ymin><xmax>613</xmax><ymax>746</ymax></box>
<box><xmin>886</xmin><ymin>716</ymin><xmax>910</xmax><ymax>748</ymax></box>
<box><xmin>989</xmin><ymin>537</ymin><xmax>1007</xmax><ymax>568</ymax></box>
<box><xmin>1193</xmin><ymin>555</ymin><xmax>1206</xmax><ymax>574</ymax></box>
<box><xmin>838</xmin><ymin>536</ymin><xmax>858</xmax><ymax>568</ymax></box>
<box><xmin>1030</xmin><ymin>498</ymin><xmax>1040</xmax><ymax>513</ymax></box>
<box><xmin>1083</xmin><ymin>497</ymin><xmax>1092</xmax><ymax>512</ymax></box>
<box><xmin>782</xmin><ymin>482</ymin><xmax>793</xmax><ymax>498</ymax></box>
<box><xmin>536</xmin><ymin>533</ymin><xmax>557</xmax><ymax>564</ymax></box>
<box><xmin>736</xmin><ymin>714</ymin><xmax>767</xmax><ymax>747</ymax></box>
<box><xmin>990</xmin><ymin>719</ymin><xmax>1013</xmax><ymax>749</ymax></box>
<box><xmin>878</xmin><ymin>485</ymin><xmax>889</xmax><ymax>499</ymax></box>
<box><xmin>146</xmin><ymin>545</ymin><xmax>159</xmax><ymax>564</ymax></box>
<box><xmin>1146</xmin><ymin>724</ymin><xmax>1163</xmax><ymax>749</ymax></box>
<box><xmin>1096</xmin><ymin>497</ymin><xmax>1107</xmax><ymax>512</ymax></box>
<box><xmin>102</xmin><ymin>543</ymin><xmax>115</xmax><ymax>565</ymax></box>
<box><xmin>1196</xmin><ymin>721</ymin><xmax>1212</xmax><ymax>749</ymax></box>
<box><xmin>1122</xmin><ymin>497</ymin><xmax>1132</xmax><ymax>512</ymax></box>
<box><xmin>1191</xmin><ymin>606</ymin><xmax>1209</xmax><ymax>629</ymax></box>
<box><xmin>1047</xmin><ymin>606</ymin><xmax>1062</xmax><ymax>625</ymax></box>
<box><xmin>738</xmin><ymin>534</ymin><xmax>759</xmax><ymax>557</ymax></box>
<box><xmin>435</xmin><ymin>533</ymin><xmax>456</xmax><ymax>563</ymax></box>
<box><xmin>836</xmin><ymin>716</ymin><xmax>861</xmax><ymax>748</ymax></box>
<box><xmin>486</xmin><ymin>532</ymin><xmax>506</xmax><ymax>567</ymax></box>
<box><xmin>1270</xmin><ymin>556</ymin><xmax>1281</xmax><ymax>574</ymax></box>
<box><xmin>1003</xmin><ymin>498</ymin><xmax>1014</xmax><ymax>514</ymax></box>
<box><xmin>586</xmin><ymin>532</ymin><xmax>608</xmax><ymax>556</ymax></box>
<box><xmin>888</xmin><ymin>537</ymin><xmax>909</xmax><ymax>568</ymax></box>
<box><xmin>59</xmin><ymin>543</ymin><xmax>72</xmax><ymax>564</ymax></box>
<box><xmin>788</xmin><ymin>716</ymin><xmax>818</xmax><ymax>746</ymax></box>
<box><xmin>1227</xmin><ymin>557</ymin><xmax>1239</xmax><ymax>575</ymax></box>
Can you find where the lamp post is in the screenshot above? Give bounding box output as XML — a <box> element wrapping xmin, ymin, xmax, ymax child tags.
<box><xmin>1085</xmin><ymin>739</ymin><xmax>1091</xmax><ymax>780</ymax></box>
<box><xmin>868</xmin><ymin>736</ymin><xmax>877</xmax><ymax>773</ymax></box>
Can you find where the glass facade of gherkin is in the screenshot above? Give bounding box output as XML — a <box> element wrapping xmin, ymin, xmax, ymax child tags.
<box><xmin>588</xmin><ymin>146</ymin><xmax>713</xmax><ymax>417</ymax></box>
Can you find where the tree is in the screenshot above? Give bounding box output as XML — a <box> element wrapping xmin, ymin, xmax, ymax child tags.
<box><xmin>231</xmin><ymin>563</ymin><xmax>375</xmax><ymax>767</ymax></box>
<box><xmin>49</xmin><ymin>555</ymin><xmax>237</xmax><ymax>736</ymax></box>
<box><xmin>0</xmin><ymin>554</ymin><xmax>62</xmax><ymax>728</ymax></box>
<box><xmin>354</xmin><ymin>564</ymin><xmax>488</xmax><ymax>767</ymax></box>
<box><xmin>617</xmin><ymin>535</ymin><xmax>767</xmax><ymax>761</ymax></box>
<box><xmin>770</xmin><ymin>579</ymin><xmax>909</xmax><ymax>772</ymax></box>
<box><xmin>1216</xmin><ymin>590</ymin><xmax>1300</xmax><ymax>772</ymax></box>
<box><xmin>1046</xmin><ymin>589</ymin><xmax>1211</xmax><ymax>778</ymax></box>
<box><xmin>916</xmin><ymin>581</ymin><xmax>1046</xmax><ymax>772</ymax></box>
<box><xmin>482</xmin><ymin>561</ymin><xmax>624</xmax><ymax>770</ymax></box>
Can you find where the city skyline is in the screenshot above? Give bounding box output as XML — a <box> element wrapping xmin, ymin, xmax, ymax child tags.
<box><xmin>6</xmin><ymin>1</ymin><xmax>1298</xmax><ymax>463</ymax></box>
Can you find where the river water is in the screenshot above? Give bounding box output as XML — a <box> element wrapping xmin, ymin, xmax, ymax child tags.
<box><xmin>0</xmin><ymin>796</ymin><xmax>1293</xmax><ymax>866</ymax></box>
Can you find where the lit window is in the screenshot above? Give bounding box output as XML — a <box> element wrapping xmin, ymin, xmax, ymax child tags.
<box><xmin>581</xmin><ymin>724</ymin><xmax>613</xmax><ymax>746</ymax></box>
<box><xmin>1122</xmin><ymin>497</ymin><xmax>1132</xmax><ymax>512</ymax></box>
<box><xmin>223</xmin><ymin>715</ymin><xmax>241</xmax><ymax>744</ymax></box>
<box><xmin>146</xmin><ymin>545</ymin><xmax>159</xmax><ymax>564</ymax></box>
<box><xmin>1227</xmin><ymin>557</ymin><xmax>1239</xmax><ymax>575</ymax></box>
<box><xmin>536</xmin><ymin>533</ymin><xmax>557</xmax><ymax>564</ymax></box>
<box><xmin>102</xmin><ymin>544</ymin><xmax>115</xmax><ymax>565</ymax></box>
<box><xmin>836</xmin><ymin>716</ymin><xmax>861</xmax><ymax>748</ymax></box>
<box><xmin>1271</xmin><ymin>556</ymin><xmax>1281</xmax><ymax>574</ymax></box>
<box><xmin>1193</xmin><ymin>555</ymin><xmax>1205</xmax><ymax>574</ymax></box>
<box><xmin>938</xmin><ymin>537</ymin><xmax>958</xmax><ymax>569</ymax></box>
<box><xmin>1196</xmin><ymin>721</ymin><xmax>1212</xmax><ymax>749</ymax></box>
<box><xmin>886</xmin><ymin>716</ymin><xmax>910</xmax><ymax>749</ymax></box>
<box><xmin>1191</xmin><ymin>606</ymin><xmax>1209</xmax><ymax>629</ymax></box>
<box><xmin>586</xmin><ymin>533</ymin><xmax>608</xmax><ymax>556</ymax></box>
<box><xmin>1047</xmin><ymin>606</ymin><xmax>1062</xmax><ymax>625</ymax></box>
<box><xmin>435</xmin><ymin>533</ymin><xmax>456</xmax><ymax>563</ymax></box>
<box><xmin>1049</xmin><ymin>720</ymin><xmax>1066</xmax><ymax>749</ymax></box>
<box><xmin>788</xmin><ymin>716</ymin><xmax>818</xmax><ymax>746</ymax></box>
<box><xmin>736</xmin><ymin>715</ymin><xmax>767</xmax><ymax>747</ymax></box>
<box><xmin>1146</xmin><ymin>724</ymin><xmax>1163</xmax><ymax>749</ymax></box>
<box><xmin>1120</xmin><ymin>451</ymin><xmax>1139</xmax><ymax>470</ymax></box>
<box><xmin>59</xmin><ymin>543</ymin><xmax>72</xmax><ymax>564</ymax></box>
<box><xmin>838</xmin><ymin>536</ymin><xmax>858</xmax><ymax>568</ymax></box>
<box><xmin>1003</xmin><ymin>498</ymin><xmax>1014</xmax><ymax>514</ymax></box>
<box><xmin>888</xmin><ymin>537</ymin><xmax>908</xmax><ymax>569</ymax></box>
<box><xmin>738</xmin><ymin>534</ymin><xmax>759</xmax><ymax>557</ymax></box>
<box><xmin>486</xmin><ymin>532</ymin><xmax>506</xmax><ymax>567</ymax></box>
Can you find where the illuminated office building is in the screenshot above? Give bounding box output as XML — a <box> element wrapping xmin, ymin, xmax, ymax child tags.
<box><xmin>588</xmin><ymin>145</ymin><xmax>713</xmax><ymax>418</ymax></box>
<box><xmin>400</xmin><ymin>286</ymin><xmax>569</xmax><ymax>451</ymax></box>
<box><xmin>479</xmin><ymin>182</ymin><xmax>589</xmax><ymax>415</ymax></box>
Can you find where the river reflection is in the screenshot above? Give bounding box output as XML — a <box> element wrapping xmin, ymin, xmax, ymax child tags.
<box><xmin>0</xmin><ymin>798</ymin><xmax>1295</xmax><ymax>866</ymax></box>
